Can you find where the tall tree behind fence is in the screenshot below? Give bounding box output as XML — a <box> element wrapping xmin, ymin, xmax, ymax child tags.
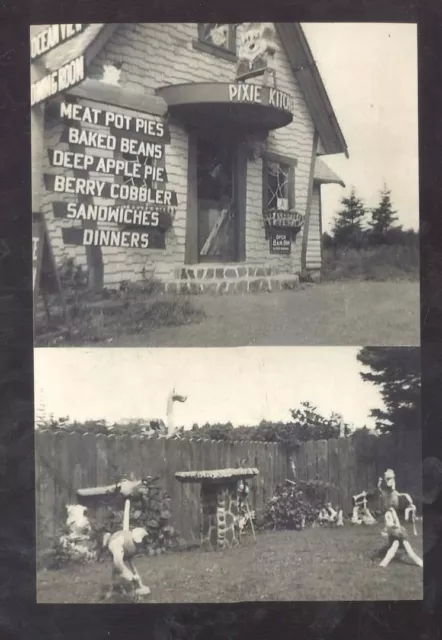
<box><xmin>35</xmin><ymin>430</ymin><xmax>421</xmax><ymax>553</ymax></box>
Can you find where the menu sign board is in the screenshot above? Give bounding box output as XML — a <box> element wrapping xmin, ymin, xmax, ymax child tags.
<box><xmin>45</xmin><ymin>101</ymin><xmax>176</xmax><ymax>250</ymax></box>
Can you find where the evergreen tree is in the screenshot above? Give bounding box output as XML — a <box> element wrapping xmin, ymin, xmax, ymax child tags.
<box><xmin>357</xmin><ymin>347</ymin><xmax>421</xmax><ymax>433</ymax></box>
<box><xmin>331</xmin><ymin>188</ymin><xmax>366</xmax><ymax>247</ymax></box>
<box><xmin>368</xmin><ymin>184</ymin><xmax>399</xmax><ymax>243</ymax></box>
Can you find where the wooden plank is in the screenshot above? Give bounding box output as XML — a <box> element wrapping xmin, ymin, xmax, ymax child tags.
<box><xmin>175</xmin><ymin>440</ymin><xmax>192</xmax><ymax>540</ymax></box>
<box><xmin>94</xmin><ymin>433</ymin><xmax>110</xmax><ymax>524</ymax></box>
<box><xmin>166</xmin><ymin>439</ymin><xmax>184</xmax><ymax>538</ymax></box>
<box><xmin>327</xmin><ymin>438</ymin><xmax>340</xmax><ymax>508</ymax></box>
<box><xmin>296</xmin><ymin>442</ymin><xmax>307</xmax><ymax>483</ymax></box>
<box><xmin>315</xmin><ymin>439</ymin><xmax>328</xmax><ymax>498</ymax></box>
<box><xmin>337</xmin><ymin>438</ymin><xmax>350</xmax><ymax>514</ymax></box>
<box><xmin>184</xmin><ymin>130</ymin><xmax>198</xmax><ymax>264</ymax></box>
<box><xmin>301</xmin><ymin>130</ymin><xmax>320</xmax><ymax>273</ymax></box>
<box><xmin>200</xmin><ymin>209</ymin><xmax>228</xmax><ymax>257</ymax></box>
<box><xmin>81</xmin><ymin>433</ymin><xmax>98</xmax><ymax>521</ymax></box>
<box><xmin>305</xmin><ymin>439</ymin><xmax>316</xmax><ymax>482</ymax></box>
<box><xmin>364</xmin><ymin>434</ymin><xmax>378</xmax><ymax>495</ymax></box>
<box><xmin>35</xmin><ymin>431</ymin><xmax>56</xmax><ymax>549</ymax></box>
<box><xmin>347</xmin><ymin>437</ymin><xmax>357</xmax><ymax>501</ymax></box>
<box><xmin>235</xmin><ymin>142</ymin><xmax>247</xmax><ymax>262</ymax></box>
<box><xmin>189</xmin><ymin>439</ymin><xmax>201</xmax><ymax>541</ymax></box>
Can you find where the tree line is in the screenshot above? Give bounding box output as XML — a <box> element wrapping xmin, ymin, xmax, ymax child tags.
<box><xmin>323</xmin><ymin>185</ymin><xmax>418</xmax><ymax>249</ymax></box>
<box><xmin>37</xmin><ymin>348</ymin><xmax>420</xmax><ymax>441</ymax></box>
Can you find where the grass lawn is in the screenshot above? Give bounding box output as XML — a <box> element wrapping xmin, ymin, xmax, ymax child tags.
<box><xmin>35</xmin><ymin>281</ymin><xmax>419</xmax><ymax>347</ymax></box>
<box><xmin>101</xmin><ymin>281</ymin><xmax>419</xmax><ymax>348</ymax></box>
<box><xmin>37</xmin><ymin>525</ymin><xmax>423</xmax><ymax>603</ymax></box>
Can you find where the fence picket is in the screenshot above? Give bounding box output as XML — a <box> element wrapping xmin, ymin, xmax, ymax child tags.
<box><xmin>35</xmin><ymin>431</ymin><xmax>422</xmax><ymax>552</ymax></box>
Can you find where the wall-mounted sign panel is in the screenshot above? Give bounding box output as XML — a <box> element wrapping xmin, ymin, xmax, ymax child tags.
<box><xmin>44</xmin><ymin>173</ymin><xmax>178</xmax><ymax>206</ymax></box>
<box><xmin>52</xmin><ymin>201</ymin><xmax>173</xmax><ymax>230</ymax></box>
<box><xmin>62</xmin><ymin>226</ymin><xmax>166</xmax><ymax>249</ymax></box>
<box><xmin>30</xmin><ymin>24</ymin><xmax>85</xmax><ymax>61</ymax></box>
<box><xmin>269</xmin><ymin>230</ymin><xmax>291</xmax><ymax>255</ymax></box>
<box><xmin>31</xmin><ymin>55</ymin><xmax>85</xmax><ymax>107</ymax></box>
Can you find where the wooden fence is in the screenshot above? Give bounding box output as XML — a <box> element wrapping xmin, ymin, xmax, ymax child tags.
<box><xmin>35</xmin><ymin>429</ymin><xmax>421</xmax><ymax>552</ymax></box>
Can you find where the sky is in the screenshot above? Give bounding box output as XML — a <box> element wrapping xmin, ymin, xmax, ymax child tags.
<box><xmin>34</xmin><ymin>347</ymin><xmax>382</xmax><ymax>430</ymax></box>
<box><xmin>302</xmin><ymin>23</ymin><xmax>419</xmax><ymax>232</ymax></box>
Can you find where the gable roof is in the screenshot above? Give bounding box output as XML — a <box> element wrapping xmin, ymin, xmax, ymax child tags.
<box><xmin>276</xmin><ymin>23</ymin><xmax>349</xmax><ymax>158</ymax></box>
<box><xmin>30</xmin><ymin>22</ymin><xmax>349</xmax><ymax>160</ymax></box>
<box><xmin>314</xmin><ymin>157</ymin><xmax>345</xmax><ymax>187</ymax></box>
<box><xmin>30</xmin><ymin>24</ymin><xmax>117</xmax><ymax>73</ymax></box>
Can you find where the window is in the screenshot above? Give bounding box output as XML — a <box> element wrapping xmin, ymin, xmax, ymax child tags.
<box><xmin>263</xmin><ymin>153</ymin><xmax>297</xmax><ymax>211</ymax></box>
<box><xmin>194</xmin><ymin>24</ymin><xmax>237</xmax><ymax>60</ymax></box>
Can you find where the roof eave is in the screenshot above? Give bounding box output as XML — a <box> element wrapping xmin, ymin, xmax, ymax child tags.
<box><xmin>275</xmin><ymin>23</ymin><xmax>349</xmax><ymax>159</ymax></box>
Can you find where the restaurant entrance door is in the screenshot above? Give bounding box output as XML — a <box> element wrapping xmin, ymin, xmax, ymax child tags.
<box><xmin>196</xmin><ymin>135</ymin><xmax>239</xmax><ymax>263</ymax></box>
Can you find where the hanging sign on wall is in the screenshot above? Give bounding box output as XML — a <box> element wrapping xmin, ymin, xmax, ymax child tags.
<box><xmin>269</xmin><ymin>229</ymin><xmax>291</xmax><ymax>255</ymax></box>
<box><xmin>44</xmin><ymin>100</ymin><xmax>176</xmax><ymax>249</ymax></box>
<box><xmin>31</xmin><ymin>24</ymin><xmax>86</xmax><ymax>60</ymax></box>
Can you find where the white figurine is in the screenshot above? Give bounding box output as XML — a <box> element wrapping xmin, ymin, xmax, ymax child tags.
<box><xmin>378</xmin><ymin>508</ymin><xmax>423</xmax><ymax>568</ymax></box>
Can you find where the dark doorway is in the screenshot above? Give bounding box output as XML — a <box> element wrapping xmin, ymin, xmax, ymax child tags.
<box><xmin>196</xmin><ymin>135</ymin><xmax>238</xmax><ymax>263</ymax></box>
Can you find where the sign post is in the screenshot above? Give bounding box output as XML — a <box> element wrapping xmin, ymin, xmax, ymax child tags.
<box><xmin>30</xmin><ymin>25</ymin><xmax>86</xmax><ymax>336</ymax></box>
<box><xmin>33</xmin><ymin>212</ymin><xmax>71</xmax><ymax>335</ymax></box>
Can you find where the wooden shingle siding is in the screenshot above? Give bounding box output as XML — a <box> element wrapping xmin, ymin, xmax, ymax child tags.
<box><xmin>41</xmin><ymin>23</ymin><xmax>318</xmax><ymax>284</ymax></box>
<box><xmin>306</xmin><ymin>185</ymin><xmax>322</xmax><ymax>270</ymax></box>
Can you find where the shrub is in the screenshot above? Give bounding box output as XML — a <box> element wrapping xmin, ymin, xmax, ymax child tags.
<box><xmin>322</xmin><ymin>244</ymin><xmax>419</xmax><ymax>282</ymax></box>
<box><xmin>92</xmin><ymin>482</ymin><xmax>180</xmax><ymax>559</ymax></box>
<box><xmin>259</xmin><ymin>479</ymin><xmax>332</xmax><ymax>531</ymax></box>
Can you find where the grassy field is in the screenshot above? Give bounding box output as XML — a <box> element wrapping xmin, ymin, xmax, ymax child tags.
<box><xmin>37</xmin><ymin>525</ymin><xmax>423</xmax><ymax>604</ymax></box>
<box><xmin>102</xmin><ymin>280</ymin><xmax>419</xmax><ymax>347</ymax></box>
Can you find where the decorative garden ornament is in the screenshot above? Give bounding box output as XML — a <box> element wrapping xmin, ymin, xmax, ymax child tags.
<box><xmin>59</xmin><ymin>504</ymin><xmax>95</xmax><ymax>562</ymax></box>
<box><xmin>378</xmin><ymin>469</ymin><xmax>418</xmax><ymax>535</ymax></box>
<box><xmin>351</xmin><ymin>491</ymin><xmax>377</xmax><ymax>525</ymax></box>
<box><xmin>104</xmin><ymin>527</ymin><xmax>151</xmax><ymax>598</ymax></box>
<box><xmin>166</xmin><ymin>388</ymin><xmax>187</xmax><ymax>438</ymax></box>
<box><xmin>378</xmin><ymin>508</ymin><xmax>423</xmax><ymax>568</ymax></box>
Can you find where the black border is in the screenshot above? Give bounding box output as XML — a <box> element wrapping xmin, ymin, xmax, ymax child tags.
<box><xmin>1</xmin><ymin>1</ymin><xmax>442</xmax><ymax>638</ymax></box>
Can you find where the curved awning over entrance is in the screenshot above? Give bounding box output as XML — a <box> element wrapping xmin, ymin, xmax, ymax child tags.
<box><xmin>156</xmin><ymin>82</ymin><xmax>294</xmax><ymax>131</ymax></box>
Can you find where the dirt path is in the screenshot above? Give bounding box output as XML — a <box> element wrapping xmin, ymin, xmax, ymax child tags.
<box><xmin>104</xmin><ymin>281</ymin><xmax>420</xmax><ymax>347</ymax></box>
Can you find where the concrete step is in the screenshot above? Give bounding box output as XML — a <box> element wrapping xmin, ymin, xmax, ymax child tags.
<box><xmin>176</xmin><ymin>264</ymin><xmax>282</xmax><ymax>281</ymax></box>
<box><xmin>163</xmin><ymin>274</ymin><xmax>300</xmax><ymax>295</ymax></box>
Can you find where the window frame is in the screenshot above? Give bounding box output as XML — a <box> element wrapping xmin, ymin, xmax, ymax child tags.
<box><xmin>262</xmin><ymin>152</ymin><xmax>298</xmax><ymax>213</ymax></box>
<box><xmin>193</xmin><ymin>23</ymin><xmax>238</xmax><ymax>62</ymax></box>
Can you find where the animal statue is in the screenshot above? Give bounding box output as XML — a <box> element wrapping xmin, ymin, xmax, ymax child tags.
<box><xmin>59</xmin><ymin>504</ymin><xmax>95</xmax><ymax>562</ymax></box>
<box><xmin>165</xmin><ymin>388</ymin><xmax>187</xmax><ymax>438</ymax></box>
<box><xmin>65</xmin><ymin>504</ymin><xmax>91</xmax><ymax>536</ymax></box>
<box><xmin>378</xmin><ymin>469</ymin><xmax>418</xmax><ymax>536</ymax></box>
<box><xmin>102</xmin><ymin>527</ymin><xmax>151</xmax><ymax>599</ymax></box>
<box><xmin>318</xmin><ymin>503</ymin><xmax>344</xmax><ymax>526</ymax></box>
<box><xmin>351</xmin><ymin>491</ymin><xmax>377</xmax><ymax>525</ymax></box>
<box><xmin>375</xmin><ymin>507</ymin><xmax>423</xmax><ymax>568</ymax></box>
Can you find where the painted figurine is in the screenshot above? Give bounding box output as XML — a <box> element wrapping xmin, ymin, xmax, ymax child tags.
<box><xmin>377</xmin><ymin>507</ymin><xmax>423</xmax><ymax>568</ymax></box>
<box><xmin>103</xmin><ymin>527</ymin><xmax>151</xmax><ymax>598</ymax></box>
<box><xmin>378</xmin><ymin>469</ymin><xmax>418</xmax><ymax>535</ymax></box>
